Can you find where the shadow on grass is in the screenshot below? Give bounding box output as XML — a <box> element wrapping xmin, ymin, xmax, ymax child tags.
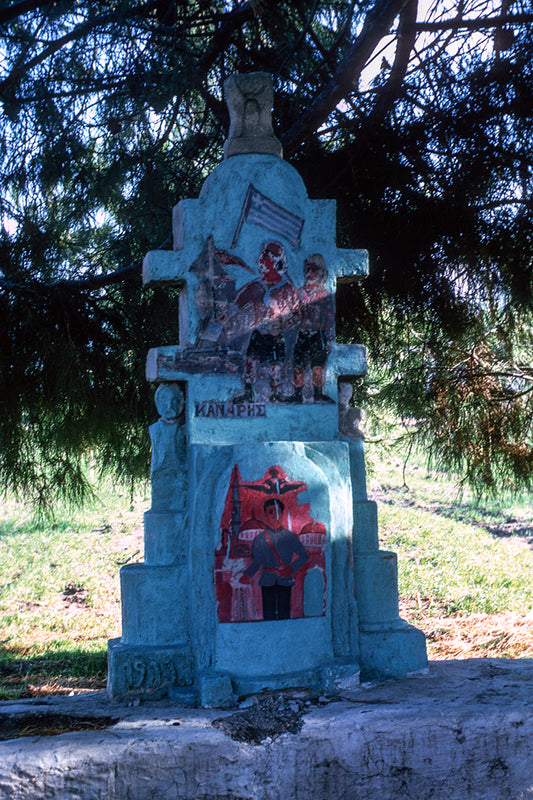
<box><xmin>0</xmin><ymin>516</ymin><xmax>78</xmax><ymax>540</ymax></box>
<box><xmin>0</xmin><ymin>646</ymin><xmax>108</xmax><ymax>700</ymax></box>
<box><xmin>374</xmin><ymin>484</ymin><xmax>533</xmax><ymax>546</ymax></box>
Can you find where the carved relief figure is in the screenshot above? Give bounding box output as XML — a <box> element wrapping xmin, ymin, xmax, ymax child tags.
<box><xmin>338</xmin><ymin>381</ymin><xmax>364</xmax><ymax>440</ymax></box>
<box><xmin>225</xmin><ymin>72</ymin><xmax>275</xmax><ymax>141</ymax></box>
<box><xmin>172</xmin><ymin>240</ymin><xmax>338</xmax><ymax>407</ymax></box>
<box><xmin>189</xmin><ymin>236</ymin><xmax>250</xmax><ymax>354</ymax></box>
<box><xmin>223</xmin><ymin>72</ymin><xmax>282</xmax><ymax>159</ymax></box>
<box><xmin>149</xmin><ymin>383</ymin><xmax>186</xmax><ymax>511</ymax></box>
<box><xmin>284</xmin><ymin>254</ymin><xmax>335</xmax><ymax>404</ymax></box>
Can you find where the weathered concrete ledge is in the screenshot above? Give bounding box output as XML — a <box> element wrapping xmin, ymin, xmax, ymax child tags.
<box><xmin>1</xmin><ymin>659</ymin><xmax>532</xmax><ymax>800</ymax></box>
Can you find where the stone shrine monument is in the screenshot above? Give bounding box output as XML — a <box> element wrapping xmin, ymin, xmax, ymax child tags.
<box><xmin>107</xmin><ymin>73</ymin><xmax>427</xmax><ymax>706</ymax></box>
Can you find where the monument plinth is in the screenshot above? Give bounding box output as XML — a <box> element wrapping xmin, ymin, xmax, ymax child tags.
<box><xmin>107</xmin><ymin>72</ymin><xmax>427</xmax><ymax>706</ymax></box>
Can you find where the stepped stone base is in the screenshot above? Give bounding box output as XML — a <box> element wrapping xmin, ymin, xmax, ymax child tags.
<box><xmin>1</xmin><ymin>659</ymin><xmax>532</xmax><ymax>800</ymax></box>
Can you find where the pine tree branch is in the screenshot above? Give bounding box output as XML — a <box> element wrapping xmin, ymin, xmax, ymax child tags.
<box><xmin>364</xmin><ymin>0</ymin><xmax>418</xmax><ymax>125</ymax></box>
<box><xmin>0</xmin><ymin>12</ymin><xmax>118</xmax><ymax>94</ymax></box>
<box><xmin>147</xmin><ymin>0</ymin><xmax>267</xmax><ymax>150</ymax></box>
<box><xmin>412</xmin><ymin>12</ymin><xmax>533</xmax><ymax>32</ymax></box>
<box><xmin>2</xmin><ymin>259</ymin><xmax>140</xmax><ymax>294</ymax></box>
<box><xmin>0</xmin><ymin>2</ymin><xmax>161</xmax><ymax>95</ymax></box>
<box><xmin>0</xmin><ymin>0</ymin><xmax>56</xmax><ymax>26</ymax></box>
<box><xmin>51</xmin><ymin>262</ymin><xmax>142</xmax><ymax>290</ymax></box>
<box><xmin>197</xmin><ymin>0</ymin><xmax>266</xmax><ymax>72</ymax></box>
<box><xmin>0</xmin><ymin>235</ymin><xmax>171</xmax><ymax>294</ymax></box>
<box><xmin>0</xmin><ymin>263</ymin><xmax>139</xmax><ymax>294</ymax></box>
<box><xmin>280</xmin><ymin>0</ymin><xmax>410</xmax><ymax>153</ymax></box>
<box><xmin>275</xmin><ymin>0</ymin><xmax>322</xmax><ymax>79</ymax></box>
<box><xmin>0</xmin><ymin>0</ymin><xmax>164</xmax><ymax>26</ymax></box>
<box><xmin>300</xmin><ymin>0</ymin><xmax>357</xmax><ymax>86</ymax></box>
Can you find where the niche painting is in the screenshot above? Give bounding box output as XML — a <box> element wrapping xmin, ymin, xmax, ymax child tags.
<box><xmin>215</xmin><ymin>465</ymin><xmax>327</xmax><ymax>622</ymax></box>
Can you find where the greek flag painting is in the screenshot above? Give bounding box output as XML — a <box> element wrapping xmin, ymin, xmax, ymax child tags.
<box><xmin>231</xmin><ymin>184</ymin><xmax>304</xmax><ymax>249</ymax></box>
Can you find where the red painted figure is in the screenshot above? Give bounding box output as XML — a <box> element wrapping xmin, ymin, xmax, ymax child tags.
<box><xmin>232</xmin><ymin>242</ymin><xmax>299</xmax><ymax>403</ymax></box>
<box><xmin>283</xmin><ymin>254</ymin><xmax>335</xmax><ymax>403</ymax></box>
<box><xmin>241</xmin><ymin>498</ymin><xmax>309</xmax><ymax>620</ymax></box>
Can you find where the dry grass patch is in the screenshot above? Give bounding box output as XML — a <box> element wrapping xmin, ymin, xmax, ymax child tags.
<box><xmin>400</xmin><ymin>599</ymin><xmax>533</xmax><ymax>660</ymax></box>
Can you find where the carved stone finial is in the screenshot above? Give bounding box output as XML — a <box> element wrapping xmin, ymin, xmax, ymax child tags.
<box><xmin>223</xmin><ymin>72</ymin><xmax>283</xmax><ymax>160</ymax></box>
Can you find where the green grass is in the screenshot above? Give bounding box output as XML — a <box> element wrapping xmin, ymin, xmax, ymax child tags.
<box><xmin>0</xmin><ymin>443</ymin><xmax>532</xmax><ymax>698</ymax></box>
<box><xmin>0</xmin><ymin>478</ymin><xmax>147</xmax><ymax>699</ymax></box>
<box><xmin>366</xmin><ymin>441</ymin><xmax>533</xmax><ymax>617</ymax></box>
<box><xmin>378</xmin><ymin>505</ymin><xmax>532</xmax><ymax>614</ymax></box>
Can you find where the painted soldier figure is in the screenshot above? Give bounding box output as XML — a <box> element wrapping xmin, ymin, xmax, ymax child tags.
<box><xmin>241</xmin><ymin>498</ymin><xmax>309</xmax><ymax>620</ymax></box>
<box><xmin>232</xmin><ymin>241</ymin><xmax>299</xmax><ymax>403</ymax></box>
<box><xmin>284</xmin><ymin>254</ymin><xmax>335</xmax><ymax>403</ymax></box>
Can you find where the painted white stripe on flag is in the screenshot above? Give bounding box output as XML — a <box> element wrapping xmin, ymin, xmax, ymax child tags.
<box><xmin>232</xmin><ymin>184</ymin><xmax>304</xmax><ymax>248</ymax></box>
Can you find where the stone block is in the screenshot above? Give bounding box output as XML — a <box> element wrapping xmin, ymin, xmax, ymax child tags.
<box><xmin>359</xmin><ymin>624</ymin><xmax>428</xmax><ymax>681</ymax></box>
<box><xmin>320</xmin><ymin>659</ymin><xmax>360</xmax><ymax>694</ymax></box>
<box><xmin>353</xmin><ymin>500</ymin><xmax>379</xmax><ymax>552</ymax></box>
<box><xmin>120</xmin><ymin>563</ymin><xmax>188</xmax><ymax>646</ymax></box>
<box><xmin>199</xmin><ymin>669</ymin><xmax>235</xmax><ymax>708</ymax></box>
<box><xmin>143</xmin><ymin>510</ymin><xmax>186</xmax><ymax>565</ymax></box>
<box><xmin>4</xmin><ymin>660</ymin><xmax>533</xmax><ymax>799</ymax></box>
<box><xmin>354</xmin><ymin>550</ymin><xmax>400</xmax><ymax>625</ymax></box>
<box><xmin>107</xmin><ymin>639</ymin><xmax>195</xmax><ymax>701</ymax></box>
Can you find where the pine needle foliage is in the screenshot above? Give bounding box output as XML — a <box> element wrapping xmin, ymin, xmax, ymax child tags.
<box><xmin>0</xmin><ymin>0</ymin><xmax>532</xmax><ymax>503</ymax></box>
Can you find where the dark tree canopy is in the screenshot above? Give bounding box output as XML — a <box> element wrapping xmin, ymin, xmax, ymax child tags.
<box><xmin>0</xmin><ymin>0</ymin><xmax>532</xmax><ymax>505</ymax></box>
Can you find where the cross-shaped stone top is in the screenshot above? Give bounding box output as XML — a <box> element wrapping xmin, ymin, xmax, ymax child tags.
<box><xmin>143</xmin><ymin>74</ymin><xmax>368</xmax><ymax>445</ymax></box>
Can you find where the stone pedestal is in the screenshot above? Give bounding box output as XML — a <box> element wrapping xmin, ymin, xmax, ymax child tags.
<box><xmin>353</xmin><ymin>497</ymin><xmax>427</xmax><ymax>680</ymax></box>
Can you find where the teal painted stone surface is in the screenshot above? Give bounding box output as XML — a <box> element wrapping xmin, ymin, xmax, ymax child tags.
<box><xmin>120</xmin><ymin>563</ymin><xmax>189</xmax><ymax>646</ymax></box>
<box><xmin>358</xmin><ymin>626</ymin><xmax>429</xmax><ymax>681</ymax></box>
<box><xmin>143</xmin><ymin>510</ymin><xmax>186</xmax><ymax>565</ymax></box>
<box><xmin>107</xmin><ymin>639</ymin><xmax>194</xmax><ymax>701</ymax></box>
<box><xmin>186</xmin><ymin>442</ymin><xmax>359</xmax><ymax>681</ymax></box>
<box><xmin>198</xmin><ymin>669</ymin><xmax>234</xmax><ymax>709</ymax></box>
<box><xmin>143</xmin><ymin>153</ymin><xmax>368</xmax><ymax>429</ymax></box>
<box><xmin>303</xmin><ymin>566</ymin><xmax>326</xmax><ymax>617</ymax></box>
<box><xmin>107</xmin><ymin>73</ymin><xmax>426</xmax><ymax>704</ymax></box>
